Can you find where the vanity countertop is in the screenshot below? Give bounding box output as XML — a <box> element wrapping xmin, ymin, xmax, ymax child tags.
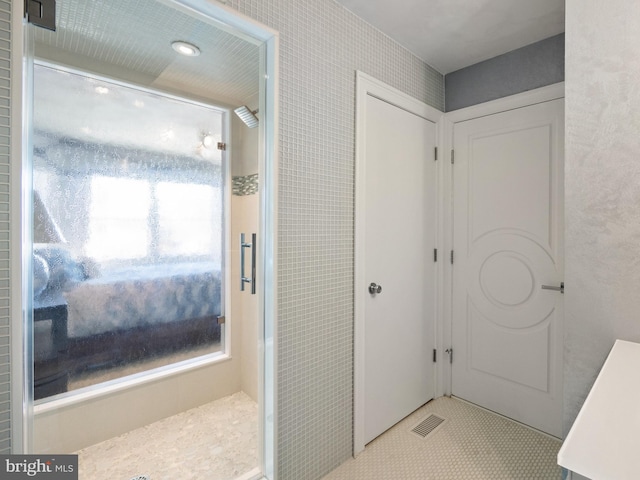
<box><xmin>557</xmin><ymin>339</ymin><xmax>640</xmax><ymax>479</ymax></box>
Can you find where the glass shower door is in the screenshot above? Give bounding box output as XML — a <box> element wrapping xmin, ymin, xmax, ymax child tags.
<box><xmin>20</xmin><ymin>0</ymin><xmax>276</xmax><ymax>477</ymax></box>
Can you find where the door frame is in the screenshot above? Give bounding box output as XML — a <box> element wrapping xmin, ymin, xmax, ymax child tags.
<box><xmin>441</xmin><ymin>82</ymin><xmax>565</xmax><ymax>398</ymax></box>
<box><xmin>353</xmin><ymin>71</ymin><xmax>443</xmax><ymax>454</ymax></box>
<box><xmin>10</xmin><ymin>1</ymin><xmax>279</xmax><ymax>477</ymax></box>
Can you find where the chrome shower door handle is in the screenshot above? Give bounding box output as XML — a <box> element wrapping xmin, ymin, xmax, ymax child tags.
<box><xmin>541</xmin><ymin>282</ymin><xmax>564</xmax><ymax>294</ymax></box>
<box><xmin>240</xmin><ymin>233</ymin><xmax>257</xmax><ymax>294</ymax></box>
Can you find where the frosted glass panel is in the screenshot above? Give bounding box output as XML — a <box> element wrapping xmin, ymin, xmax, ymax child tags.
<box><xmin>87</xmin><ymin>176</ymin><xmax>151</xmax><ymax>261</ymax></box>
<box><xmin>32</xmin><ymin>64</ymin><xmax>226</xmax><ymax>400</ymax></box>
<box><xmin>157</xmin><ymin>182</ymin><xmax>219</xmax><ymax>257</ymax></box>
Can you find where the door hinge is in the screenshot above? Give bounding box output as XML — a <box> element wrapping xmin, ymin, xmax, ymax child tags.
<box><xmin>450</xmin><ymin>250</ymin><xmax>454</xmax><ymax>264</ymax></box>
<box><xmin>445</xmin><ymin>348</ymin><xmax>453</xmax><ymax>363</ymax></box>
<box><xmin>217</xmin><ymin>142</ymin><xmax>227</xmax><ymax>151</ymax></box>
<box><xmin>450</xmin><ymin>149</ymin><xmax>455</xmax><ymax>164</ymax></box>
<box><xmin>433</xmin><ymin>349</ymin><xmax>437</xmax><ymax>363</ymax></box>
<box><xmin>433</xmin><ymin>248</ymin><xmax>437</xmax><ymax>262</ymax></box>
<box><xmin>25</xmin><ymin>0</ymin><xmax>56</xmax><ymax>31</ymax></box>
<box><xmin>216</xmin><ymin>315</ymin><xmax>226</xmax><ymax>325</ymax></box>
<box><xmin>434</xmin><ymin>146</ymin><xmax>438</xmax><ymax>161</ymax></box>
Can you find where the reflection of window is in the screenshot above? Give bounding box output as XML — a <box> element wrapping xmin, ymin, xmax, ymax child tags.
<box><xmin>157</xmin><ymin>182</ymin><xmax>218</xmax><ymax>257</ymax></box>
<box><xmin>87</xmin><ymin>176</ymin><xmax>150</xmax><ymax>261</ymax></box>
<box><xmin>33</xmin><ymin>64</ymin><xmax>228</xmax><ymax>399</ymax></box>
<box><xmin>86</xmin><ymin>176</ymin><xmax>219</xmax><ymax>263</ymax></box>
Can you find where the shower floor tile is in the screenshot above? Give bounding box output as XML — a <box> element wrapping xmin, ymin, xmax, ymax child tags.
<box><xmin>75</xmin><ymin>391</ymin><xmax>258</xmax><ymax>480</ymax></box>
<box><xmin>322</xmin><ymin>396</ymin><xmax>562</xmax><ymax>480</ymax></box>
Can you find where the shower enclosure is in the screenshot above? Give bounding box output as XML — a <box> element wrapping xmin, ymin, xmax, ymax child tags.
<box><xmin>16</xmin><ymin>0</ymin><xmax>278</xmax><ymax>478</ymax></box>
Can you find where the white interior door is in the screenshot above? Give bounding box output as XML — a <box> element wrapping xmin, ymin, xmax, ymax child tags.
<box><xmin>451</xmin><ymin>99</ymin><xmax>564</xmax><ymax>437</ymax></box>
<box><xmin>363</xmin><ymin>94</ymin><xmax>437</xmax><ymax>444</ymax></box>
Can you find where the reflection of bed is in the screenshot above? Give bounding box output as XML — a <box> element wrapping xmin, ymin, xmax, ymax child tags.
<box><xmin>33</xmin><ymin>244</ymin><xmax>222</xmax><ymax>398</ymax></box>
<box><xmin>65</xmin><ymin>262</ymin><xmax>221</xmax><ymax>338</ymax></box>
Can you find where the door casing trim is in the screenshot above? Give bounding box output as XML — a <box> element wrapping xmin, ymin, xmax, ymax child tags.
<box><xmin>440</xmin><ymin>82</ymin><xmax>565</xmax><ymax>399</ymax></box>
<box><xmin>353</xmin><ymin>71</ymin><xmax>443</xmax><ymax>455</ymax></box>
<box><xmin>354</xmin><ymin>80</ymin><xmax>565</xmax><ymax>456</ymax></box>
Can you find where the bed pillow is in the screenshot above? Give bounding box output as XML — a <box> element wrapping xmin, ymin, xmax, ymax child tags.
<box><xmin>33</xmin><ymin>244</ymin><xmax>85</xmax><ymax>293</ymax></box>
<box><xmin>32</xmin><ymin>253</ymin><xmax>50</xmax><ymax>297</ymax></box>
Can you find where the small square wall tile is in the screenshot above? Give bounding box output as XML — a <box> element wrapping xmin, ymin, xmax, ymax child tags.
<box><xmin>226</xmin><ymin>1</ymin><xmax>444</xmax><ymax>479</ymax></box>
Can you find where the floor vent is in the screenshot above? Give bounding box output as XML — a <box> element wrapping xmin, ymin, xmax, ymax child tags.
<box><xmin>130</xmin><ymin>476</ymin><xmax>150</xmax><ymax>480</ymax></box>
<box><xmin>411</xmin><ymin>414</ymin><xmax>445</xmax><ymax>439</ymax></box>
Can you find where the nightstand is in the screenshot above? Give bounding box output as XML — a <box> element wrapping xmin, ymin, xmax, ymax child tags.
<box><xmin>33</xmin><ymin>303</ymin><xmax>69</xmax><ymax>400</ymax></box>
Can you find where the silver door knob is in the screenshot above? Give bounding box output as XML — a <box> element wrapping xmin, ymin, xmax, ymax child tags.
<box><xmin>368</xmin><ymin>283</ymin><xmax>382</xmax><ymax>294</ymax></box>
<box><xmin>541</xmin><ymin>282</ymin><xmax>564</xmax><ymax>294</ymax></box>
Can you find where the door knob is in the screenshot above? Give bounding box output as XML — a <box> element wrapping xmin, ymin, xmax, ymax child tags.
<box><xmin>541</xmin><ymin>282</ymin><xmax>564</xmax><ymax>294</ymax></box>
<box><xmin>368</xmin><ymin>283</ymin><xmax>382</xmax><ymax>294</ymax></box>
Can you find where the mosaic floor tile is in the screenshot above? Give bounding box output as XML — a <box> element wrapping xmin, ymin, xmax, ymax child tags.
<box><xmin>76</xmin><ymin>391</ymin><xmax>258</xmax><ymax>480</ymax></box>
<box><xmin>322</xmin><ymin>396</ymin><xmax>562</xmax><ymax>480</ymax></box>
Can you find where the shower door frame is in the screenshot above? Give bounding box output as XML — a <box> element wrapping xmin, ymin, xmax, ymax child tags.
<box><xmin>10</xmin><ymin>1</ymin><xmax>279</xmax><ymax>478</ymax></box>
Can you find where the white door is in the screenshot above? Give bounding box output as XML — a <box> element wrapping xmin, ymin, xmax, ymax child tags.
<box><xmin>451</xmin><ymin>99</ymin><xmax>564</xmax><ymax>437</ymax></box>
<box><xmin>363</xmin><ymin>94</ymin><xmax>437</xmax><ymax>444</ymax></box>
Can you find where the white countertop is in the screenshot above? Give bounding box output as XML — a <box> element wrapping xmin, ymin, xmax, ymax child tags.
<box><xmin>558</xmin><ymin>339</ymin><xmax>640</xmax><ymax>480</ymax></box>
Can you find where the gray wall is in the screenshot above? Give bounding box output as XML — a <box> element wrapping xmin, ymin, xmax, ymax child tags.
<box><xmin>216</xmin><ymin>2</ymin><xmax>445</xmax><ymax>479</ymax></box>
<box><xmin>0</xmin><ymin>0</ymin><xmax>11</xmax><ymax>454</ymax></box>
<box><xmin>564</xmin><ymin>0</ymin><xmax>640</xmax><ymax>434</ymax></box>
<box><xmin>445</xmin><ymin>33</ymin><xmax>564</xmax><ymax>111</ymax></box>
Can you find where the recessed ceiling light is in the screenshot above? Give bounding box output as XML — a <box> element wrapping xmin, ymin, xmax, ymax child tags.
<box><xmin>202</xmin><ymin>133</ymin><xmax>214</xmax><ymax>148</ymax></box>
<box><xmin>95</xmin><ymin>86</ymin><xmax>109</xmax><ymax>95</ymax></box>
<box><xmin>171</xmin><ymin>41</ymin><xmax>200</xmax><ymax>57</ymax></box>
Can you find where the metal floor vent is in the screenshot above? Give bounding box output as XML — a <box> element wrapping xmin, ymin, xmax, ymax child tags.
<box><xmin>130</xmin><ymin>476</ymin><xmax>150</xmax><ymax>480</ymax></box>
<box><xmin>411</xmin><ymin>414</ymin><xmax>446</xmax><ymax>439</ymax></box>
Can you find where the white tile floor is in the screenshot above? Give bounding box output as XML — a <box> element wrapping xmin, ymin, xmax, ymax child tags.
<box><xmin>323</xmin><ymin>396</ymin><xmax>562</xmax><ymax>480</ymax></box>
<box><xmin>75</xmin><ymin>391</ymin><xmax>258</xmax><ymax>480</ymax></box>
<box><xmin>74</xmin><ymin>393</ymin><xmax>561</xmax><ymax>480</ymax></box>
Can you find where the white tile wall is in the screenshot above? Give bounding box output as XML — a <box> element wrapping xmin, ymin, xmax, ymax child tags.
<box><xmin>0</xmin><ymin>0</ymin><xmax>10</xmax><ymax>454</ymax></box>
<box><xmin>225</xmin><ymin>1</ymin><xmax>444</xmax><ymax>479</ymax></box>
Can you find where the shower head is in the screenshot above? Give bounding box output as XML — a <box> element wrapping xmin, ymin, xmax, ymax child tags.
<box><xmin>234</xmin><ymin>105</ymin><xmax>259</xmax><ymax>128</ymax></box>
